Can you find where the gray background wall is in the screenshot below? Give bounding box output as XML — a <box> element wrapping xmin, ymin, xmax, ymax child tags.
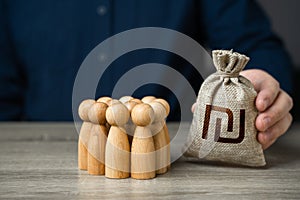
<box><xmin>257</xmin><ymin>0</ymin><xmax>299</xmax><ymax>120</ymax></box>
<box><xmin>257</xmin><ymin>0</ymin><xmax>300</xmax><ymax>69</ymax></box>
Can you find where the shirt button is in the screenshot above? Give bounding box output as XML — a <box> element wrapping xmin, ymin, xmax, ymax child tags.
<box><xmin>97</xmin><ymin>5</ymin><xmax>107</xmax><ymax>16</ymax></box>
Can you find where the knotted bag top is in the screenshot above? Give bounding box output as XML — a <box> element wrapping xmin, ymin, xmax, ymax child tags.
<box><xmin>212</xmin><ymin>50</ymin><xmax>250</xmax><ymax>77</ymax></box>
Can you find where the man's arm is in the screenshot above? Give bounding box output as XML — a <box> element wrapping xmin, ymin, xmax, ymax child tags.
<box><xmin>197</xmin><ymin>0</ymin><xmax>293</xmax><ymax>92</ymax></box>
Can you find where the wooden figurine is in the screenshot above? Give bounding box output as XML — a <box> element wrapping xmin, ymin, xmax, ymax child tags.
<box><xmin>130</xmin><ymin>98</ymin><xmax>142</xmax><ymax>104</ymax></box>
<box><xmin>119</xmin><ymin>96</ymin><xmax>134</xmax><ymax>103</ymax></box>
<box><xmin>78</xmin><ymin>99</ymin><xmax>95</xmax><ymax>170</ymax></box>
<box><xmin>131</xmin><ymin>103</ymin><xmax>156</xmax><ymax>179</ymax></box>
<box><xmin>105</xmin><ymin>101</ymin><xmax>130</xmax><ymax>179</ymax></box>
<box><xmin>97</xmin><ymin>96</ymin><xmax>112</xmax><ymax>105</ymax></box>
<box><xmin>149</xmin><ymin>101</ymin><xmax>168</xmax><ymax>174</ymax></box>
<box><xmin>97</xmin><ymin>96</ymin><xmax>112</xmax><ymax>130</ymax></box>
<box><xmin>124</xmin><ymin>100</ymin><xmax>140</xmax><ymax>146</ymax></box>
<box><xmin>141</xmin><ymin>96</ymin><xmax>156</xmax><ymax>104</ymax></box>
<box><xmin>87</xmin><ymin>102</ymin><xmax>108</xmax><ymax>175</ymax></box>
<box><xmin>154</xmin><ymin>98</ymin><xmax>170</xmax><ymax>170</ymax></box>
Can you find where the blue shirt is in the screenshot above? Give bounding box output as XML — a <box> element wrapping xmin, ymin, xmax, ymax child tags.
<box><xmin>0</xmin><ymin>0</ymin><xmax>293</xmax><ymax>121</ymax></box>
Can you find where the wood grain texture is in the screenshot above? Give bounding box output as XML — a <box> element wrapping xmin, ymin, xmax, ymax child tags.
<box><xmin>105</xmin><ymin>126</ymin><xmax>130</xmax><ymax>179</ymax></box>
<box><xmin>119</xmin><ymin>96</ymin><xmax>134</xmax><ymax>103</ymax></box>
<box><xmin>149</xmin><ymin>101</ymin><xmax>169</xmax><ymax>174</ymax></box>
<box><xmin>87</xmin><ymin>125</ymin><xmax>107</xmax><ymax>175</ymax></box>
<box><xmin>141</xmin><ymin>96</ymin><xmax>156</xmax><ymax>103</ymax></box>
<box><xmin>0</xmin><ymin>122</ymin><xmax>300</xmax><ymax>199</ymax></box>
<box><xmin>105</xmin><ymin>102</ymin><xmax>129</xmax><ymax>126</ymax></box>
<box><xmin>152</xmin><ymin>124</ymin><xmax>168</xmax><ymax>175</ymax></box>
<box><xmin>131</xmin><ymin>126</ymin><xmax>156</xmax><ymax>179</ymax></box>
<box><xmin>78</xmin><ymin>122</ymin><xmax>92</xmax><ymax>170</ymax></box>
<box><xmin>131</xmin><ymin>103</ymin><xmax>154</xmax><ymax>126</ymax></box>
<box><xmin>78</xmin><ymin>99</ymin><xmax>95</xmax><ymax>121</ymax></box>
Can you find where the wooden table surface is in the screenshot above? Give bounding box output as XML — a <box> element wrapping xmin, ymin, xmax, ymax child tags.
<box><xmin>0</xmin><ymin>122</ymin><xmax>299</xmax><ymax>199</ymax></box>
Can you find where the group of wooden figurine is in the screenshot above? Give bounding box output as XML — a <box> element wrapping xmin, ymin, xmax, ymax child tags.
<box><xmin>78</xmin><ymin>95</ymin><xmax>171</xmax><ymax>180</ymax></box>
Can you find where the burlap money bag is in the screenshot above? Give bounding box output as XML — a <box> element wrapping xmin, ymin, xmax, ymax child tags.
<box><xmin>184</xmin><ymin>50</ymin><xmax>266</xmax><ymax>167</ymax></box>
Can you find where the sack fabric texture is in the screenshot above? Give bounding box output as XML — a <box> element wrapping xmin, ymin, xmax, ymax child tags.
<box><xmin>184</xmin><ymin>50</ymin><xmax>266</xmax><ymax>167</ymax></box>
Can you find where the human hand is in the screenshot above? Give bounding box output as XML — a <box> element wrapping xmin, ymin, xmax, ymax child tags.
<box><xmin>191</xmin><ymin>69</ymin><xmax>293</xmax><ymax>150</ymax></box>
<box><xmin>240</xmin><ymin>69</ymin><xmax>293</xmax><ymax>149</ymax></box>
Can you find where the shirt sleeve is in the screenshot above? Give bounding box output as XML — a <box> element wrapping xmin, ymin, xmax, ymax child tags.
<box><xmin>197</xmin><ymin>0</ymin><xmax>293</xmax><ymax>92</ymax></box>
<box><xmin>0</xmin><ymin>1</ymin><xmax>25</xmax><ymax>120</ymax></box>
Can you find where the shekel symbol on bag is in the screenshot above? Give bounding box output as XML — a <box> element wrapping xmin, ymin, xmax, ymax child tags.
<box><xmin>202</xmin><ymin>105</ymin><xmax>245</xmax><ymax>144</ymax></box>
<box><xmin>183</xmin><ymin>50</ymin><xmax>266</xmax><ymax>167</ymax></box>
